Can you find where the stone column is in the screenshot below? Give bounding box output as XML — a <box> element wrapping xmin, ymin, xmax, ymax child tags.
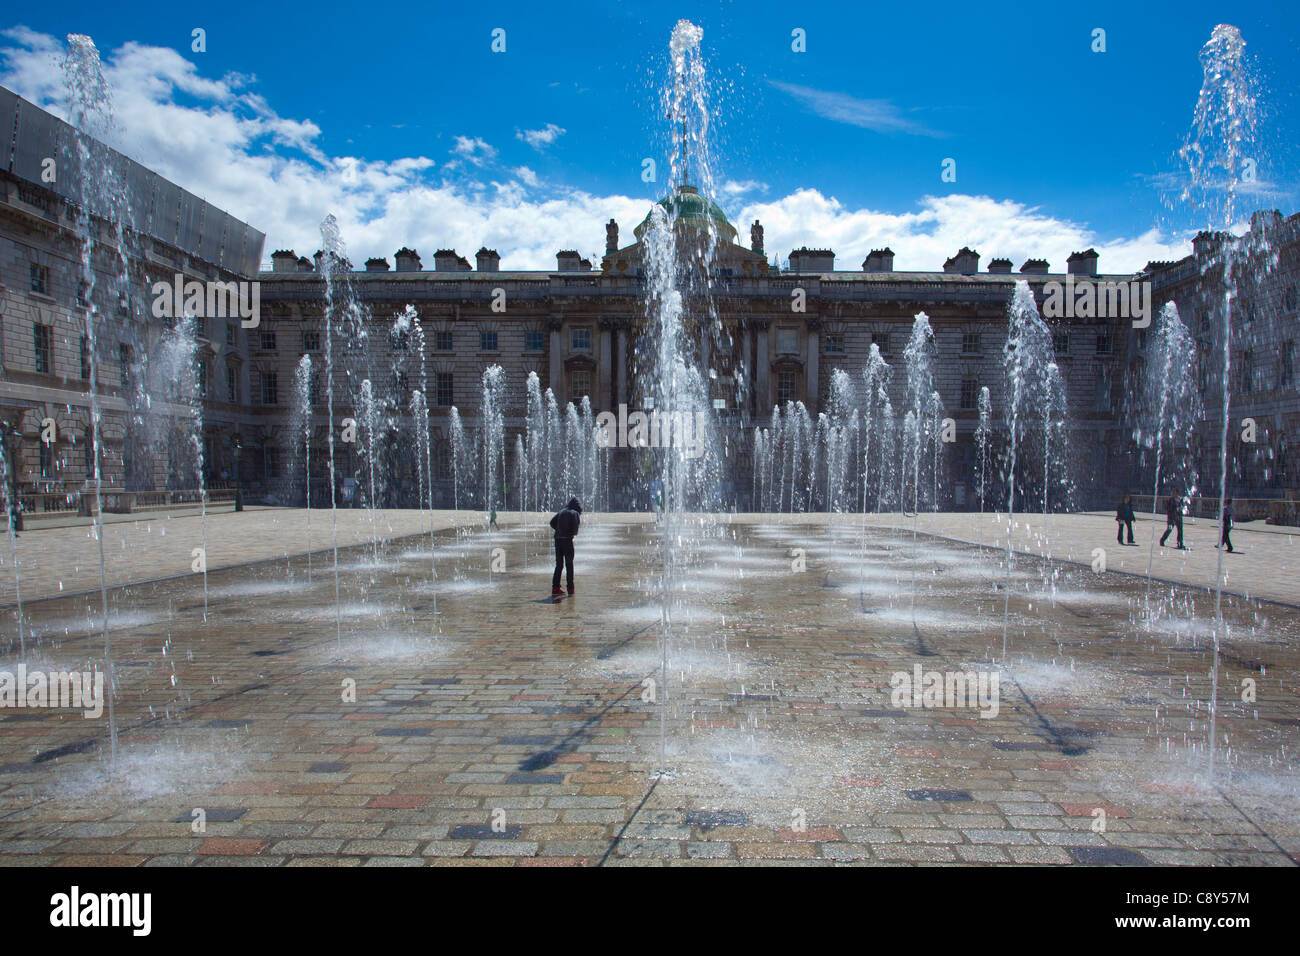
<box><xmin>598</xmin><ymin>322</ymin><xmax>612</xmax><ymax>410</ymax></box>
<box><xmin>740</xmin><ymin>324</ymin><xmax>752</xmax><ymax>417</ymax></box>
<box><xmin>755</xmin><ymin>323</ymin><xmax>769</xmax><ymax>417</ymax></box>
<box><xmin>616</xmin><ymin>329</ymin><xmax>628</xmax><ymax>406</ymax></box>
<box><xmin>805</xmin><ymin>326</ymin><xmax>820</xmax><ymax>411</ymax></box>
<box><xmin>548</xmin><ymin>314</ymin><xmax>563</xmax><ymax>394</ymax></box>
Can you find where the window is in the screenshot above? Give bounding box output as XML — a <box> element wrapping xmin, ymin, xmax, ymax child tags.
<box><xmin>83</xmin><ymin>427</ymin><xmax>95</xmax><ymax>477</ymax></box>
<box><xmin>259</xmin><ymin>331</ymin><xmax>277</xmax><ymax>351</ymax></box>
<box><xmin>390</xmin><ymin>328</ymin><xmax>410</xmax><ymax>352</ymax></box>
<box><xmin>395</xmin><ymin>371</ymin><xmax>409</xmax><ymax>396</ymax></box>
<box><xmin>80</xmin><ymin>336</ymin><xmax>91</xmax><ymax>380</ymax></box>
<box><xmin>1286</xmin><ymin>285</ymin><xmax>1298</xmax><ymax>313</ymax></box>
<box><xmin>480</xmin><ymin>331</ymin><xmax>499</xmax><ymax>352</ymax></box>
<box><xmin>30</xmin><ymin>263</ymin><xmax>48</xmax><ymax>295</ymax></box>
<box><xmin>1136</xmin><ymin>329</ymin><xmax>1147</xmax><ymax>351</ymax></box>
<box><xmin>871</xmin><ymin>332</ymin><xmax>890</xmax><ymax>356</ymax></box>
<box><xmin>39</xmin><ymin>441</ymin><xmax>53</xmax><ymax>481</ymax></box>
<box><xmin>1281</xmin><ymin>341</ymin><xmax>1295</xmax><ymax>389</ymax></box>
<box><xmin>33</xmin><ymin>324</ymin><xmax>51</xmax><ymax>374</ymax></box>
<box><xmin>1239</xmin><ymin>350</ymin><xmax>1255</xmax><ymax>394</ymax></box>
<box><xmin>570</xmin><ymin>370</ymin><xmax>591</xmax><ymax>402</ymax></box>
<box><xmin>195</xmin><ymin>316</ymin><xmax>208</xmax><ymax>341</ymax></box>
<box><xmin>302</xmin><ymin>330</ymin><xmax>320</xmax><ymax>352</ymax></box>
<box><xmin>571</xmin><ymin>327</ymin><xmax>591</xmax><ymax>351</ymax></box>
<box><xmin>76</xmin><ymin>280</ymin><xmax>89</xmax><ymax>308</ymax></box>
<box><xmin>226</xmin><ymin>323</ymin><xmax>235</xmax><ymax>346</ymax></box>
<box><xmin>197</xmin><ymin>360</ymin><xmax>208</xmax><ymax>398</ymax></box>
<box><xmin>309</xmin><ymin>370</ymin><xmax>323</xmax><ymax>406</ymax></box>
<box><xmin>227</xmin><ymin>365</ymin><xmax>238</xmax><ymax>403</ymax></box>
<box><xmin>261</xmin><ymin>370</ymin><xmax>279</xmax><ymax>406</ymax></box>
<box><xmin>435</xmin><ymin>372</ymin><xmax>454</xmax><ymax>407</ymax></box>
<box><xmin>776</xmin><ymin>370</ymin><xmax>798</xmax><ymax>405</ymax></box>
<box><xmin>776</xmin><ymin>329</ymin><xmax>798</xmax><ymax>354</ymax></box>
<box><xmin>436</xmin><ymin>331</ymin><xmax>453</xmax><ymax>351</ymax></box>
<box><xmin>436</xmin><ymin>443</ymin><xmax>452</xmax><ymax>480</ymax></box>
<box><xmin>1053</xmin><ymin>332</ymin><xmax>1070</xmax><ymax>355</ymax></box>
<box><xmin>525</xmin><ymin>331</ymin><xmax>545</xmax><ymax>352</ymax></box>
<box><xmin>264</xmin><ymin>448</ymin><xmax>280</xmax><ymax>480</ymax></box>
<box><xmin>1095</xmin><ymin>331</ymin><xmax>1112</xmax><ymax>355</ymax></box>
<box><xmin>960</xmin><ymin>379</ymin><xmax>978</xmax><ymax>410</ymax></box>
<box><xmin>824</xmin><ymin>333</ymin><xmax>844</xmax><ymax>354</ymax></box>
<box><xmin>119</xmin><ymin>343</ymin><xmax>133</xmax><ymax>389</ymax></box>
<box><xmin>962</xmin><ymin>332</ymin><xmax>981</xmax><ymax>354</ymax></box>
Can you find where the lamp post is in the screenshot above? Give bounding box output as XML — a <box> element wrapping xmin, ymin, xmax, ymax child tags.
<box><xmin>232</xmin><ymin>432</ymin><xmax>244</xmax><ymax>512</ymax></box>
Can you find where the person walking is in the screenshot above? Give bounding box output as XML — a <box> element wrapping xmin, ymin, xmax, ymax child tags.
<box><xmin>1159</xmin><ymin>490</ymin><xmax>1185</xmax><ymax>549</ymax></box>
<box><xmin>1116</xmin><ymin>494</ymin><xmax>1136</xmax><ymax>545</ymax></box>
<box><xmin>1216</xmin><ymin>498</ymin><xmax>1235</xmax><ymax>553</ymax></box>
<box><xmin>549</xmin><ymin>497</ymin><xmax>582</xmax><ymax>597</ymax></box>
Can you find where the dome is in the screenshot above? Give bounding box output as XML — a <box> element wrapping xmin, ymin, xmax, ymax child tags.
<box><xmin>633</xmin><ymin>185</ymin><xmax>738</xmax><ymax>243</ymax></box>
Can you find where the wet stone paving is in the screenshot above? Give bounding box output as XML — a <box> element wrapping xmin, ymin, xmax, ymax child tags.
<box><xmin>0</xmin><ymin>512</ymin><xmax>1298</xmax><ymax>866</ymax></box>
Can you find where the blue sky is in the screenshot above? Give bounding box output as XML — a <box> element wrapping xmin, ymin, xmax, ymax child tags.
<box><xmin>2</xmin><ymin>1</ymin><xmax>1298</xmax><ymax>271</ymax></box>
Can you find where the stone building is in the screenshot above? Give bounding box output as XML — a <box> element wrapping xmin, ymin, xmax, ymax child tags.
<box><xmin>2</xmin><ymin>85</ymin><xmax>1296</xmax><ymax>516</ymax></box>
<box><xmin>0</xmin><ymin>88</ymin><xmax>264</xmax><ymax>519</ymax></box>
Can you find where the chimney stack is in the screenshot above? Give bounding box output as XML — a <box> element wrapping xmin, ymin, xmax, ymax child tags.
<box><xmin>394</xmin><ymin>247</ymin><xmax>423</xmax><ymax>272</ymax></box>
<box><xmin>862</xmin><ymin>248</ymin><xmax>895</xmax><ymax>272</ymax></box>
<box><xmin>1066</xmin><ymin>249</ymin><xmax>1099</xmax><ymax>276</ymax></box>
<box><xmin>987</xmin><ymin>257</ymin><xmax>1012</xmax><ymax>274</ymax></box>
<box><xmin>1019</xmin><ymin>258</ymin><xmax>1049</xmax><ymax>275</ymax></box>
<box><xmin>271</xmin><ymin>249</ymin><xmax>298</xmax><ymax>273</ymax></box>
<box><xmin>476</xmin><ymin>247</ymin><xmax>501</xmax><ymax>272</ymax></box>
<box><xmin>943</xmin><ymin>247</ymin><xmax>980</xmax><ymax>274</ymax></box>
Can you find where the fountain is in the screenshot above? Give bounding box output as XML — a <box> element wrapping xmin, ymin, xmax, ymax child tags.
<box><xmin>975</xmin><ymin>386</ymin><xmax>992</xmax><ymax>513</ymax></box>
<box><xmin>63</xmin><ymin>33</ymin><xmax>130</xmax><ymax>761</ymax></box>
<box><xmin>1178</xmin><ymin>24</ymin><xmax>1263</xmax><ymax>779</ymax></box>
<box><xmin>999</xmin><ymin>282</ymin><xmax>1056</xmax><ymax>659</ymax></box>
<box><xmin>292</xmin><ymin>355</ymin><xmax>314</xmax><ymax>581</ymax></box>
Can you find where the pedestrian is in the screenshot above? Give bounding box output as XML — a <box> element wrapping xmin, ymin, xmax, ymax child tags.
<box><xmin>1159</xmin><ymin>490</ymin><xmax>1185</xmax><ymax>549</ymax></box>
<box><xmin>1216</xmin><ymin>498</ymin><xmax>1235</xmax><ymax>553</ymax></box>
<box><xmin>1116</xmin><ymin>494</ymin><xmax>1135</xmax><ymax>545</ymax></box>
<box><xmin>549</xmin><ymin>497</ymin><xmax>582</xmax><ymax>598</ymax></box>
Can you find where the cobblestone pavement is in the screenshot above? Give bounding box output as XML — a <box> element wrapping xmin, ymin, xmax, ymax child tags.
<box><xmin>0</xmin><ymin>513</ymin><xmax>1297</xmax><ymax>866</ymax></box>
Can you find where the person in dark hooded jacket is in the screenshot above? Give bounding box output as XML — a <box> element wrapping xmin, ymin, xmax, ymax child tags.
<box><xmin>550</xmin><ymin>498</ymin><xmax>582</xmax><ymax>596</ymax></box>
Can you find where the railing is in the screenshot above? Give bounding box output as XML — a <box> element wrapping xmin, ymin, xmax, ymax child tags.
<box><xmin>15</xmin><ymin>485</ymin><xmax>238</xmax><ymax>521</ymax></box>
<box><xmin>1130</xmin><ymin>493</ymin><xmax>1298</xmax><ymax>526</ymax></box>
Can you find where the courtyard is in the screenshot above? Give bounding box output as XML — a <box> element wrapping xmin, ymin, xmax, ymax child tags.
<box><xmin>0</xmin><ymin>509</ymin><xmax>1296</xmax><ymax>866</ymax></box>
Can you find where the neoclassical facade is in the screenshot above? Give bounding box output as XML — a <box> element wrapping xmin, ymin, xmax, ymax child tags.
<box><xmin>2</xmin><ymin>87</ymin><xmax>1296</xmax><ymax>518</ymax></box>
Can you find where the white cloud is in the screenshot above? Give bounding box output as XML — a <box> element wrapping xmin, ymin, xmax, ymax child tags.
<box><xmin>451</xmin><ymin>135</ymin><xmax>497</xmax><ymax>166</ymax></box>
<box><xmin>737</xmin><ymin>190</ymin><xmax>1190</xmax><ymax>274</ymax></box>
<box><xmin>0</xmin><ymin>29</ymin><xmax>1187</xmax><ymax>275</ymax></box>
<box><xmin>517</xmin><ymin>123</ymin><xmax>566</xmax><ymax>150</ymax></box>
<box><xmin>769</xmin><ymin>81</ymin><xmax>943</xmax><ymax>137</ymax></box>
<box><xmin>721</xmin><ymin>179</ymin><xmax>768</xmax><ymax>197</ymax></box>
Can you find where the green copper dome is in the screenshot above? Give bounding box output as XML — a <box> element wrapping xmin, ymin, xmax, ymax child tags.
<box><xmin>633</xmin><ymin>185</ymin><xmax>738</xmax><ymax>243</ymax></box>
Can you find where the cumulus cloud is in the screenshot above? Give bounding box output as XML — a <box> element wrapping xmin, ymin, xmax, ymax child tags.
<box><xmin>517</xmin><ymin>123</ymin><xmax>565</xmax><ymax>150</ymax></box>
<box><xmin>0</xmin><ymin>28</ymin><xmax>1186</xmax><ymax>274</ymax></box>
<box><xmin>737</xmin><ymin>189</ymin><xmax>1190</xmax><ymax>274</ymax></box>
<box><xmin>450</xmin><ymin>135</ymin><xmax>497</xmax><ymax>166</ymax></box>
